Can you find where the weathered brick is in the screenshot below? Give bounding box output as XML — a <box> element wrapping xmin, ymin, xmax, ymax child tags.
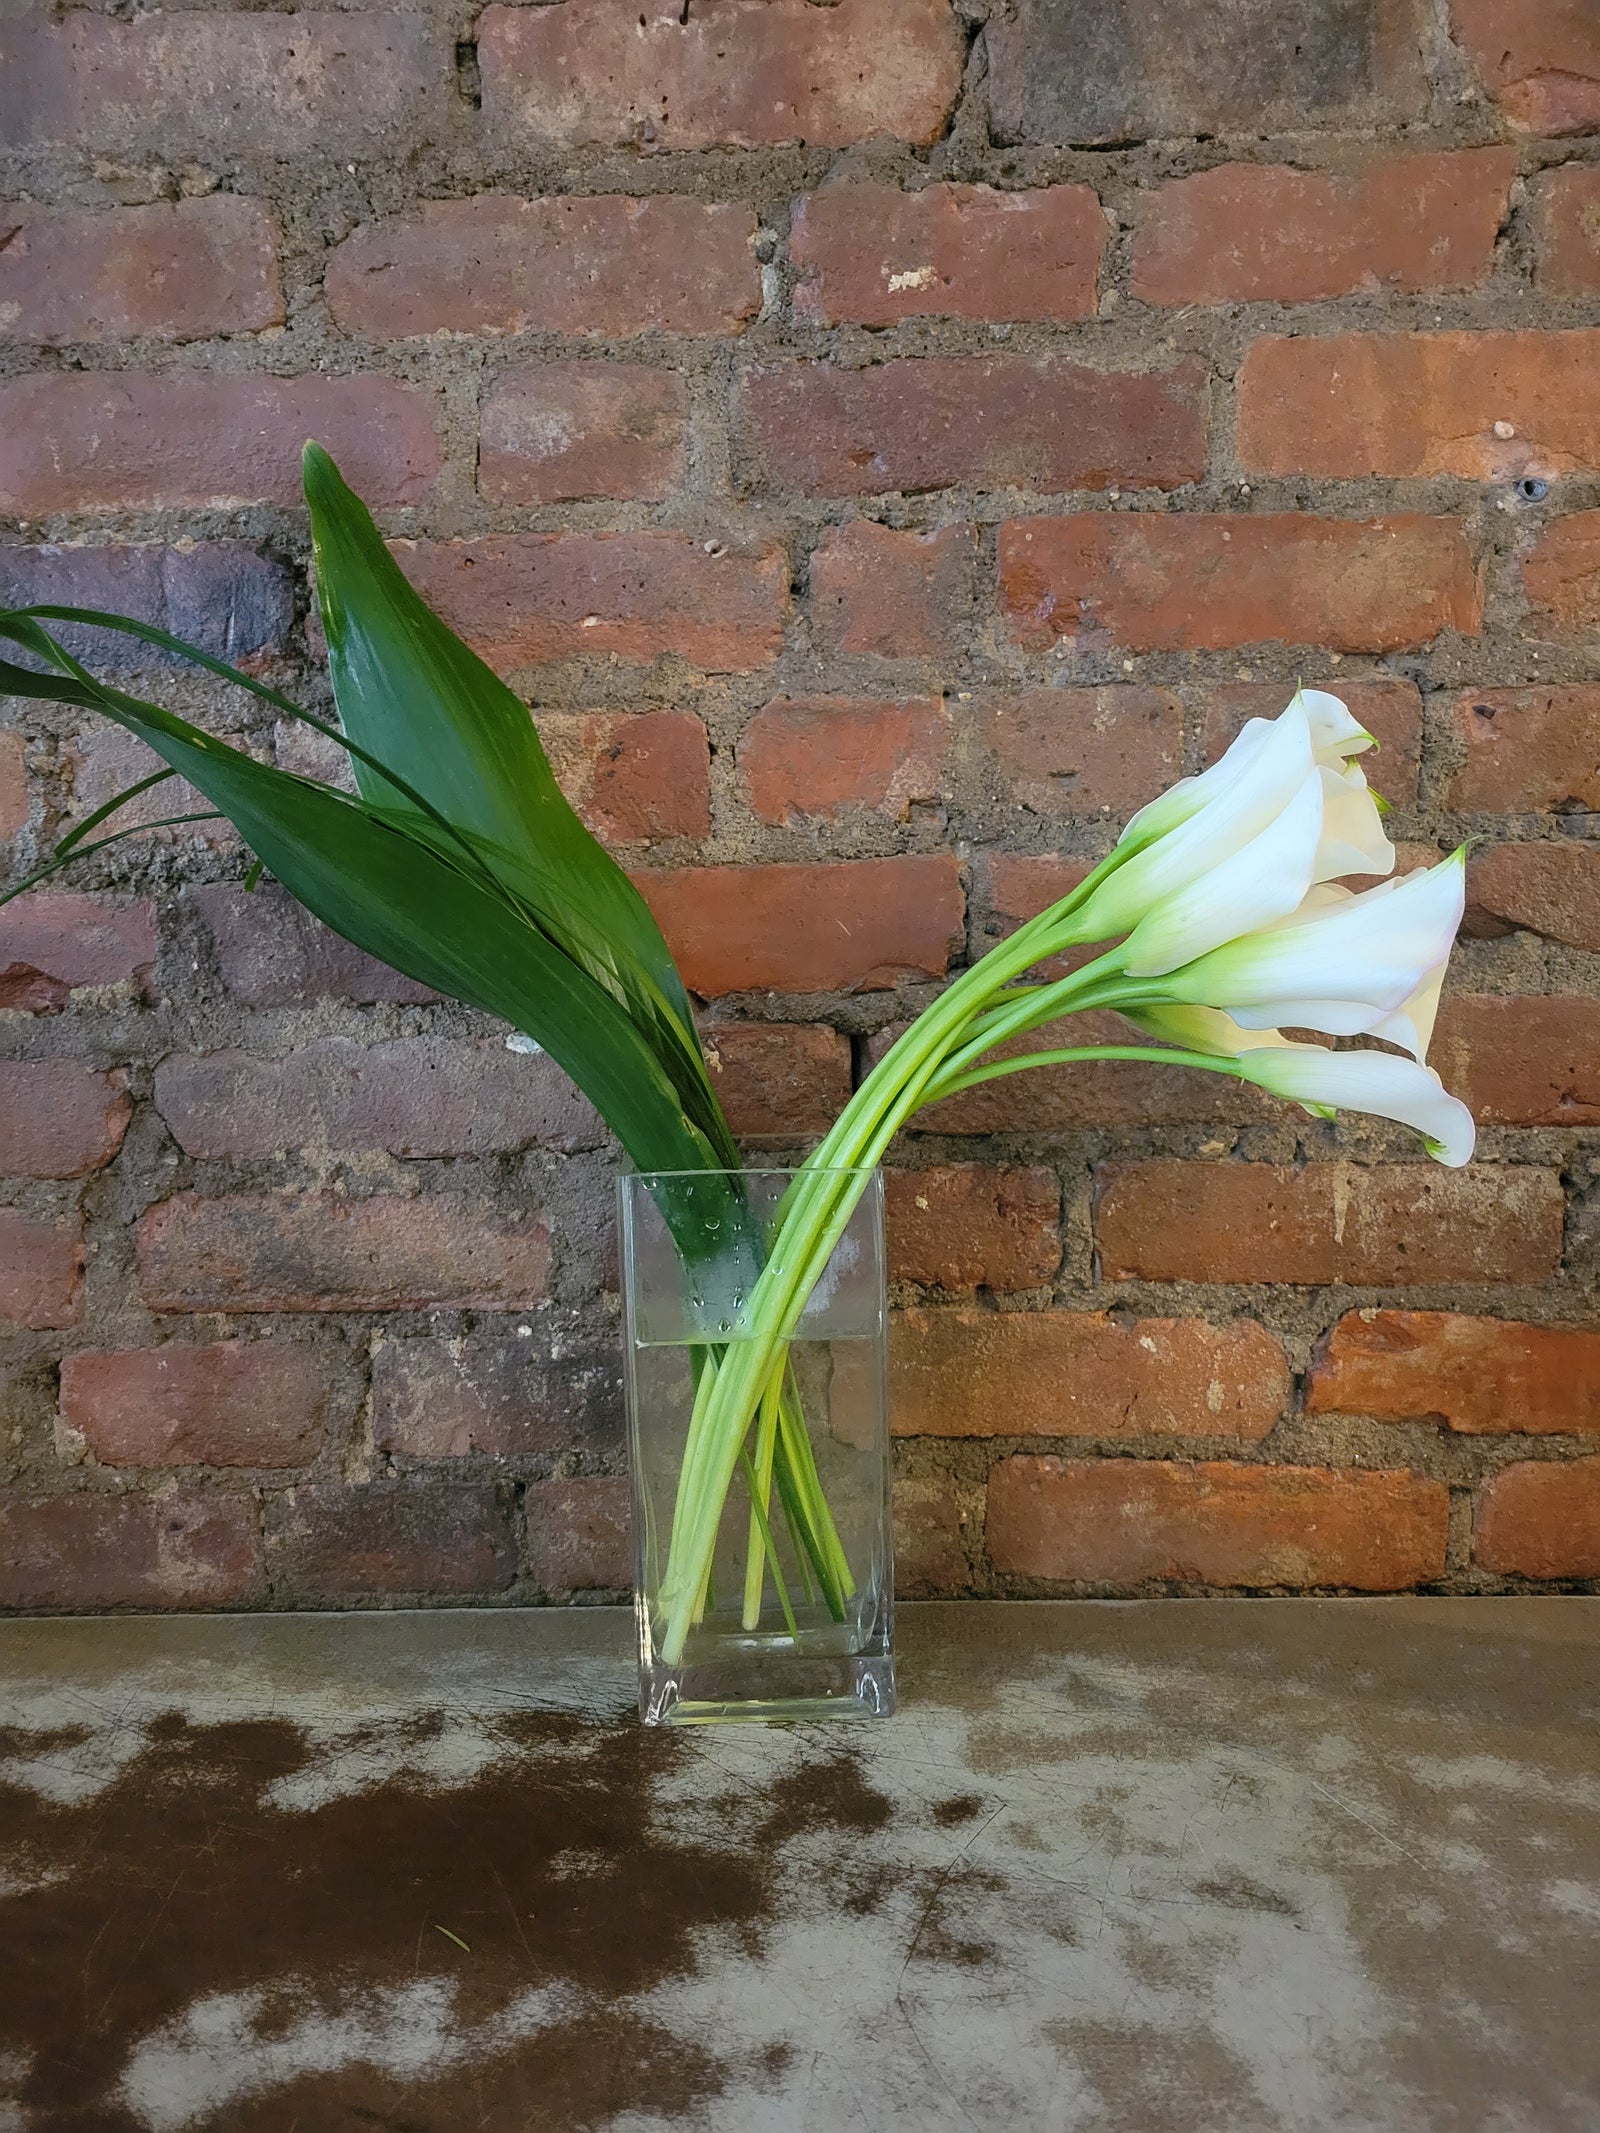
<box><xmin>1538</xmin><ymin>165</ymin><xmax>1600</xmax><ymax>294</ymax></box>
<box><xmin>978</xmin><ymin>685</ymin><xmax>1182</xmax><ymax>817</ymax></box>
<box><xmin>480</xmin><ymin>364</ymin><xmax>687</xmax><ymax>505</ymax></box>
<box><xmin>155</xmin><ymin>1039</ymin><xmax>601</xmax><ymax>1162</ymax></box>
<box><xmin>136</xmin><ymin>1192</ymin><xmax>552</xmax><ymax>1314</ymax></box>
<box><xmin>1444</xmin><ymin>686</ymin><xmax>1600</xmax><ymax>811</ymax></box>
<box><xmin>0</xmin><ymin>1491</ymin><xmax>259</xmax><ymax>1609</ymax></box>
<box><xmin>703</xmin><ymin>1022</ymin><xmax>854</xmax><ymax>1140</ymax></box>
<box><xmin>478</xmin><ymin>0</ymin><xmax>962</xmax><ymax>151</ymax></box>
<box><xmin>746</xmin><ymin>356</ymin><xmax>1206</xmax><ymax>497</ymax></box>
<box><xmin>1522</xmin><ymin>512</ymin><xmax>1600</xmax><ymax>635</ymax></box>
<box><xmin>327</xmin><ymin>195</ymin><xmax>759</xmax><ymax>339</ymax></box>
<box><xmin>1430</xmin><ymin>995</ymin><xmax>1600</xmax><ymax>1126</ymax></box>
<box><xmin>523</xmin><ymin>1476</ymin><xmax>633</xmax><ymax>1594</ymax></box>
<box><xmin>986</xmin><ymin>1457</ymin><xmax>1448</xmax><ymax>1590</ymax></box>
<box><xmin>1450</xmin><ymin>0</ymin><xmax>1600</xmax><ymax>136</ymax></box>
<box><xmin>0</xmin><ymin>374</ymin><xmax>440</xmax><ymax>516</ymax></box>
<box><xmin>809</xmin><ymin>519</ymin><xmax>975</xmax><ymax>658</ymax></box>
<box><xmin>1199</xmin><ymin>678</ymin><xmax>1423</xmax><ymax>806</ymax></box>
<box><xmin>536</xmin><ymin>710</ymin><xmax>710</xmax><ymax>842</ymax></box>
<box><xmin>1095</xmin><ymin>1161</ymin><xmax>1564</xmax><ymax>1286</ymax></box>
<box><xmin>636</xmin><ymin>857</ymin><xmax>963</xmax><ymax>996</ymax></box>
<box><xmin>372</xmin><ymin>1335</ymin><xmax>622</xmax><ymax>1460</ymax></box>
<box><xmin>1237</xmin><ymin>330</ymin><xmax>1600</xmax><ymax>481</ymax></box>
<box><xmin>0</xmin><ymin>542</ymin><xmax>294</xmax><ymax>673</ymax></box>
<box><xmin>999</xmin><ymin>514</ymin><xmax>1481</xmax><ymax>654</ymax></box>
<box><xmin>0</xmin><ymin>12</ymin><xmax>447</xmax><ymax>155</ymax></box>
<box><xmin>193</xmin><ymin>885</ymin><xmax>436</xmax><ymax>1009</ymax></box>
<box><xmin>1474</xmin><ymin>1457</ymin><xmax>1600</xmax><ymax>1580</ymax></box>
<box><xmin>892</xmin><ymin>1311</ymin><xmax>1287</xmax><ymax>1439</ymax></box>
<box><xmin>0</xmin><ymin>893</ymin><xmax>156</xmax><ymax>1015</ymax></box>
<box><xmin>1466</xmin><ymin>842</ymin><xmax>1600</xmax><ymax>952</ymax></box>
<box><xmin>0</xmin><ymin>1210</ymin><xmax>85</xmax><ymax>1330</ymax></box>
<box><xmin>265</xmin><ymin>1482</ymin><xmax>515</xmax><ymax>1599</ymax></box>
<box><xmin>1131</xmin><ymin>152</ymin><xmax>1513</xmax><ymax>306</ymax></box>
<box><xmin>59</xmin><ymin>1343</ymin><xmax>334</xmax><ymax>1468</ymax></box>
<box><xmin>0</xmin><ymin>731</ymin><xmax>26</xmax><ymax>843</ymax></box>
<box><xmin>792</xmin><ymin>182</ymin><xmax>1105</xmax><ymax>326</ymax></box>
<box><xmin>0</xmin><ymin>1062</ymin><xmax>130</xmax><ymax>1180</ymax></box>
<box><xmin>989</xmin><ymin>0</ymin><xmax>1423</xmax><ymax>145</ymax></box>
<box><xmin>395</xmin><ymin>533</ymin><xmax>787</xmax><ymax>674</ymax></box>
<box><xmin>0</xmin><ymin>199</ymin><xmax>282</xmax><ymax>345</ymax></box>
<box><xmin>893</xmin><ymin>1476</ymin><xmax>970</xmax><ymax>1598</ymax></box>
<box><xmin>741</xmin><ymin>696</ymin><xmax>950</xmax><ymax>824</ymax></box>
<box><xmin>886</xmin><ymin>1168</ymin><xmax>1061</xmax><ymax>1292</ymax></box>
<box><xmin>1309</xmin><ymin>1311</ymin><xmax>1600</xmax><ymax>1435</ymax></box>
<box><xmin>65</xmin><ymin>724</ymin><xmax>240</xmax><ymax>853</ymax></box>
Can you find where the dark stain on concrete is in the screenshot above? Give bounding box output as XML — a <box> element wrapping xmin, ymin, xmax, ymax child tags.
<box><xmin>930</xmin><ymin>1791</ymin><xmax>985</xmax><ymax>1827</ymax></box>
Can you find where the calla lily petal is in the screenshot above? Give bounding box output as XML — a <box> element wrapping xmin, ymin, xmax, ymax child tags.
<box><xmin>1124</xmin><ymin>1001</ymin><xmax>1295</xmax><ymax>1054</ymax></box>
<box><xmin>1296</xmin><ymin>685</ymin><xmax>1375</xmax><ymax>763</ymax></box>
<box><xmin>1313</xmin><ymin>761</ymin><xmax>1394</xmax><ymax>881</ymax></box>
<box><xmin>1236</xmin><ymin>1044</ymin><xmax>1476</xmax><ymax>1167</ymax></box>
<box><xmin>1121</xmin><ymin>771</ymin><xmax>1324</xmax><ymax>976</ymax></box>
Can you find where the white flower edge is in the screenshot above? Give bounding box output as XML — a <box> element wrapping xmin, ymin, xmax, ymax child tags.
<box><xmin>1235</xmin><ymin>1045</ymin><xmax>1476</xmax><ymax>1168</ymax></box>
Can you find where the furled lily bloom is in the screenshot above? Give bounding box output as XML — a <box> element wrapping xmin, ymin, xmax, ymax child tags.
<box><xmin>1074</xmin><ymin>687</ymin><xmax>1394</xmax><ymax>977</ymax></box>
<box><xmin>1159</xmin><ymin>848</ymin><xmax>1467</xmax><ymax>1060</ymax></box>
<box><xmin>1233</xmin><ymin>1044</ymin><xmax>1476</xmax><ymax>1168</ymax></box>
<box><xmin>1123</xmin><ymin>1001</ymin><xmax>1295</xmax><ymax>1054</ymax></box>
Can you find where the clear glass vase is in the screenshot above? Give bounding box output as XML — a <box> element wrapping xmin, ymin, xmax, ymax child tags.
<box><xmin>619</xmin><ymin>1167</ymin><xmax>895</xmax><ymax>1726</ymax></box>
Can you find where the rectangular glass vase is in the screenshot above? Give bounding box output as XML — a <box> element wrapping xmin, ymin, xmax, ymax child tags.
<box><xmin>620</xmin><ymin>1167</ymin><xmax>895</xmax><ymax>1726</ymax></box>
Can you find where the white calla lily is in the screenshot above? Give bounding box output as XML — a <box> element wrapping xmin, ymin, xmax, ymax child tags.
<box><xmin>1234</xmin><ymin>1044</ymin><xmax>1476</xmax><ymax>1168</ymax></box>
<box><xmin>1123</xmin><ymin>1001</ymin><xmax>1295</xmax><ymax>1054</ymax></box>
<box><xmin>1160</xmin><ymin>849</ymin><xmax>1466</xmax><ymax>1059</ymax></box>
<box><xmin>1297</xmin><ymin>686</ymin><xmax>1377</xmax><ymax>762</ymax></box>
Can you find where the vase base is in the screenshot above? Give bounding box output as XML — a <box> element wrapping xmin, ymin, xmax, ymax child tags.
<box><xmin>640</xmin><ymin>1651</ymin><xmax>895</xmax><ymax>1727</ymax></box>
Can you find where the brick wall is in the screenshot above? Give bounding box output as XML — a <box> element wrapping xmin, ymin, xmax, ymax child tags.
<box><xmin>1</xmin><ymin>0</ymin><xmax>1597</xmax><ymax>1612</ymax></box>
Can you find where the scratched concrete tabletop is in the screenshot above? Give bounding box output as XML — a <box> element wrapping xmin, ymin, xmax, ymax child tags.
<box><xmin>1</xmin><ymin>1600</ymin><xmax>1596</xmax><ymax>2132</ymax></box>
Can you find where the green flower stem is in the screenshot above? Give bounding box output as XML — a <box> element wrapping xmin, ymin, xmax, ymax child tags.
<box><xmin>922</xmin><ymin>1044</ymin><xmax>1249</xmax><ymax>1105</ymax></box>
<box><xmin>743</xmin><ymin>1358</ymin><xmax>786</xmax><ymax>1629</ymax></box>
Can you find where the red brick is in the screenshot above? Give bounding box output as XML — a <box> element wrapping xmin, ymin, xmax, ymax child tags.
<box><xmin>395</xmin><ymin>533</ymin><xmax>787</xmax><ymax>674</ymax></box>
<box><xmin>193</xmin><ymin>885</ymin><xmax>436</xmax><ymax>1009</ymax></box>
<box><xmin>0</xmin><ymin>1062</ymin><xmax>130</xmax><ymax>1180</ymax></box>
<box><xmin>265</xmin><ymin>1482</ymin><xmax>514</xmax><ymax>1599</ymax></box>
<box><xmin>1131</xmin><ymin>152</ymin><xmax>1513</xmax><ymax>306</ymax></box>
<box><xmin>1450</xmin><ymin>0</ymin><xmax>1600</xmax><ymax>136</ymax></box>
<box><xmin>0</xmin><ymin>13</ymin><xmax>447</xmax><ymax>156</ymax></box>
<box><xmin>0</xmin><ymin>1491</ymin><xmax>260</xmax><ymax>1609</ymax></box>
<box><xmin>136</xmin><ymin>1192</ymin><xmax>552</xmax><ymax>1314</ymax></box>
<box><xmin>999</xmin><ymin>514</ymin><xmax>1481</xmax><ymax>654</ymax></box>
<box><xmin>1430</xmin><ymin>995</ymin><xmax>1600</xmax><ymax>1126</ymax></box>
<box><xmin>523</xmin><ymin>1476</ymin><xmax>632</xmax><ymax>1594</ymax></box>
<box><xmin>1309</xmin><ymin>1310</ymin><xmax>1600</xmax><ymax>1435</ymax></box>
<box><xmin>702</xmin><ymin>1022</ymin><xmax>854</xmax><ymax>1140</ymax></box>
<box><xmin>792</xmin><ymin>182</ymin><xmax>1105</xmax><ymax>326</ymax></box>
<box><xmin>59</xmin><ymin>1343</ymin><xmax>334</xmax><ymax>1468</ymax></box>
<box><xmin>1095</xmin><ymin>1161</ymin><xmax>1564</xmax><ymax>1286</ymax></box>
<box><xmin>65</xmin><ymin>724</ymin><xmax>240</xmax><ymax>853</ymax></box>
<box><xmin>1474</xmin><ymin>1457</ymin><xmax>1600</xmax><ymax>1580</ymax></box>
<box><xmin>155</xmin><ymin>1039</ymin><xmax>600</xmax><ymax>1163</ymax></box>
<box><xmin>741</xmin><ymin>696</ymin><xmax>950</xmax><ymax>824</ymax></box>
<box><xmin>1237</xmin><ymin>331</ymin><xmax>1600</xmax><ymax>481</ymax></box>
<box><xmin>0</xmin><ymin>1209</ymin><xmax>85</xmax><ymax>1330</ymax></box>
<box><xmin>0</xmin><ymin>730</ymin><xmax>26</xmax><ymax>843</ymax></box>
<box><xmin>987</xmin><ymin>1457</ymin><xmax>1448</xmax><ymax>1590</ymax></box>
<box><xmin>747</xmin><ymin>356</ymin><xmax>1205</xmax><ymax>497</ymax></box>
<box><xmin>893</xmin><ymin>1476</ymin><xmax>970</xmax><ymax>1598</ymax></box>
<box><xmin>327</xmin><ymin>195</ymin><xmax>759</xmax><ymax>339</ymax></box>
<box><xmin>886</xmin><ymin>1167</ymin><xmax>1061</xmax><ymax>1291</ymax></box>
<box><xmin>0</xmin><ymin>892</ymin><xmax>156</xmax><ymax>1014</ymax></box>
<box><xmin>1522</xmin><ymin>512</ymin><xmax>1600</xmax><ymax>635</ymax></box>
<box><xmin>809</xmin><ymin>519</ymin><xmax>975</xmax><ymax>658</ymax></box>
<box><xmin>1444</xmin><ymin>686</ymin><xmax>1600</xmax><ymax>811</ymax></box>
<box><xmin>480</xmin><ymin>364</ymin><xmax>686</xmax><ymax>505</ymax></box>
<box><xmin>372</xmin><ymin>1335</ymin><xmax>622</xmax><ymax>1460</ymax></box>
<box><xmin>1538</xmin><ymin>165</ymin><xmax>1600</xmax><ymax>293</ymax></box>
<box><xmin>1198</xmin><ymin>679</ymin><xmax>1424</xmax><ymax>808</ymax></box>
<box><xmin>1466</xmin><ymin>842</ymin><xmax>1600</xmax><ymax>952</ymax></box>
<box><xmin>892</xmin><ymin>1310</ymin><xmax>1287</xmax><ymax>1439</ymax></box>
<box><xmin>978</xmin><ymin>685</ymin><xmax>1182</xmax><ymax>817</ymax></box>
<box><xmin>636</xmin><ymin>857</ymin><xmax>963</xmax><ymax>997</ymax></box>
<box><xmin>0</xmin><ymin>541</ymin><xmax>294</xmax><ymax>671</ymax></box>
<box><xmin>0</xmin><ymin>199</ymin><xmax>282</xmax><ymax>345</ymax></box>
<box><xmin>536</xmin><ymin>710</ymin><xmax>710</xmax><ymax>842</ymax></box>
<box><xmin>0</xmin><ymin>374</ymin><xmax>439</xmax><ymax>516</ymax></box>
<box><xmin>478</xmin><ymin>0</ymin><xmax>962</xmax><ymax>151</ymax></box>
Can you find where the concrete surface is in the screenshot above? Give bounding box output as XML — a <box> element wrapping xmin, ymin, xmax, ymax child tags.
<box><xmin>0</xmin><ymin>1600</ymin><xmax>1596</xmax><ymax>2132</ymax></box>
